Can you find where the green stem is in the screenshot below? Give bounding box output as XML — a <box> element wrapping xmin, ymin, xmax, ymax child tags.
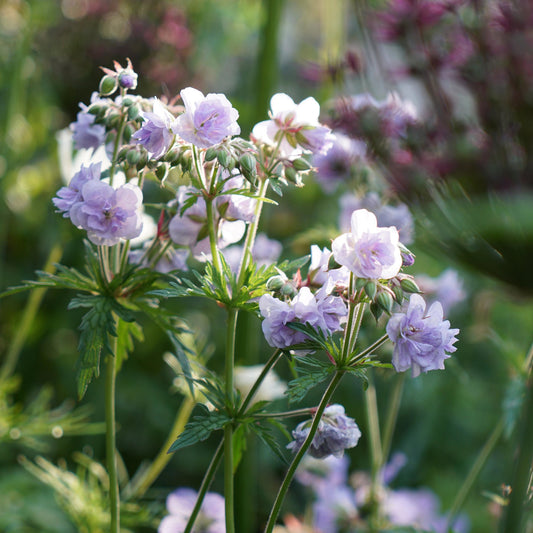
<box><xmin>206</xmin><ymin>197</ymin><xmax>223</xmax><ymax>275</ymax></box>
<box><xmin>105</xmin><ymin>322</ymin><xmax>120</xmax><ymax>533</ymax></box>
<box><xmin>236</xmin><ymin>179</ymin><xmax>270</xmax><ymax>289</ymax></box>
<box><xmin>0</xmin><ymin>244</ymin><xmax>62</xmax><ymax>382</ymax></box>
<box><xmin>224</xmin><ymin>308</ymin><xmax>238</xmax><ymax>533</ymax></box>
<box><xmin>364</xmin><ymin>370</ymin><xmax>383</xmax><ymax>532</ymax></box>
<box><xmin>447</xmin><ymin>417</ymin><xmax>504</xmax><ymax>530</ymax></box>
<box><xmin>184</xmin><ymin>439</ymin><xmax>225</xmax><ymax>533</ymax></box>
<box><xmin>126</xmin><ymin>395</ymin><xmax>196</xmax><ymax>500</ymax></box>
<box><xmin>500</xmin><ymin>359</ymin><xmax>533</xmax><ymax>533</ymax></box>
<box><xmin>109</xmin><ymin>92</ymin><xmax>127</xmax><ymax>187</ymax></box>
<box><xmin>381</xmin><ymin>373</ymin><xmax>405</xmax><ymax>466</ymax></box>
<box><xmin>349</xmin><ymin>334</ymin><xmax>390</xmax><ymax>366</ymax></box>
<box><xmin>264</xmin><ymin>370</ymin><xmax>345</xmax><ymax>533</ymax></box>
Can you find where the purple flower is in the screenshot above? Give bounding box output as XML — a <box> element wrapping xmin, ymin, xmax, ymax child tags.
<box><xmin>252</xmin><ymin>93</ymin><xmax>333</xmax><ymax>158</ymax></box>
<box><xmin>222</xmin><ymin>233</ymin><xmax>282</xmax><ymax>272</ymax></box>
<box><xmin>312</xmin><ymin>133</ymin><xmax>367</xmax><ymax>192</ymax></box>
<box><xmin>332</xmin><ymin>208</ymin><xmax>402</xmax><ymax>280</ymax></box>
<box><xmin>70</xmin><ymin>180</ymin><xmax>143</xmax><ymax>246</ymax></box>
<box><xmin>173</xmin><ymin>87</ymin><xmax>240</xmax><ymax>148</ymax></box>
<box><xmin>168</xmin><ymin>187</ymin><xmax>206</xmax><ymax>247</ymax></box>
<box><xmin>132</xmin><ymin>98</ymin><xmax>176</xmax><ymax>159</ymax></box>
<box><xmin>259</xmin><ymin>294</ymin><xmax>305</xmax><ymax>349</ymax></box>
<box><xmin>158</xmin><ymin>487</ymin><xmax>225</xmax><ymax>533</ymax></box>
<box><xmin>53</xmin><ymin>162</ymin><xmax>102</xmax><ymax>217</ymax></box>
<box><xmin>71</xmin><ymin>105</ymin><xmax>106</xmax><ymax>151</ymax></box>
<box><xmin>287</xmin><ymin>404</ymin><xmax>362</xmax><ymax>459</ymax></box>
<box><xmin>315</xmin><ymin>287</ymin><xmax>347</xmax><ymax>333</ymax></box>
<box><xmin>386</xmin><ymin>293</ymin><xmax>460</xmax><ymax>377</ymax></box>
<box><xmin>219</xmin><ymin>173</ymin><xmax>257</xmax><ymax>222</ymax></box>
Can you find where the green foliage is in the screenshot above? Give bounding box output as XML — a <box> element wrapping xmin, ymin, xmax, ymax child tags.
<box><xmin>285</xmin><ymin>356</ymin><xmax>335</xmax><ymax>405</ymax></box>
<box><xmin>168</xmin><ymin>404</ymin><xmax>232</xmax><ymax>453</ymax></box>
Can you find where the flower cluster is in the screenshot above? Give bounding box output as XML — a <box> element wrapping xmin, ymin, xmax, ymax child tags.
<box><xmin>259</xmin><ymin>286</ymin><xmax>347</xmax><ymax>350</ymax></box>
<box><xmin>287</xmin><ymin>404</ymin><xmax>362</xmax><ymax>459</ymax></box>
<box><xmin>386</xmin><ymin>293</ymin><xmax>460</xmax><ymax>377</ymax></box>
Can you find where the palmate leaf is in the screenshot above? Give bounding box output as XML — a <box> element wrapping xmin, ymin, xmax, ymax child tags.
<box><xmin>286</xmin><ymin>356</ymin><xmax>335</xmax><ymax>404</ymax></box>
<box><xmin>168</xmin><ymin>404</ymin><xmax>231</xmax><ymax>453</ymax></box>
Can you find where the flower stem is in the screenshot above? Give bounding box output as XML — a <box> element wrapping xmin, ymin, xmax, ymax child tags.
<box><xmin>238</xmin><ymin>349</ymin><xmax>282</xmax><ymax>415</ymax></box>
<box><xmin>381</xmin><ymin>372</ymin><xmax>405</xmax><ymax>465</ymax></box>
<box><xmin>105</xmin><ymin>318</ymin><xmax>120</xmax><ymax>533</ymax></box>
<box><xmin>349</xmin><ymin>334</ymin><xmax>389</xmax><ymax>366</ymax></box>
<box><xmin>364</xmin><ymin>370</ymin><xmax>383</xmax><ymax>532</ymax></box>
<box><xmin>184</xmin><ymin>439</ymin><xmax>225</xmax><ymax>533</ymax></box>
<box><xmin>125</xmin><ymin>395</ymin><xmax>196</xmax><ymax>500</ymax></box>
<box><xmin>264</xmin><ymin>370</ymin><xmax>345</xmax><ymax>533</ymax></box>
<box><xmin>224</xmin><ymin>307</ymin><xmax>238</xmax><ymax>533</ymax></box>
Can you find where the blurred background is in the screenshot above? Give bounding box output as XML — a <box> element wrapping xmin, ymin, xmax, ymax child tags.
<box><xmin>1</xmin><ymin>0</ymin><xmax>530</xmax><ymax>531</ymax></box>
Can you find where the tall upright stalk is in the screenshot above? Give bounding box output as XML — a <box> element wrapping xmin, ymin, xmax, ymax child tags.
<box><xmin>106</xmin><ymin>319</ymin><xmax>120</xmax><ymax>533</ymax></box>
<box><xmin>264</xmin><ymin>370</ymin><xmax>345</xmax><ymax>533</ymax></box>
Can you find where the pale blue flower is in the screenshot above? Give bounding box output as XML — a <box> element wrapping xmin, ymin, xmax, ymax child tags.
<box><xmin>386</xmin><ymin>293</ymin><xmax>459</xmax><ymax>377</ymax></box>
<box><xmin>132</xmin><ymin>98</ymin><xmax>176</xmax><ymax>159</ymax></box>
<box><xmin>71</xmin><ymin>106</ymin><xmax>106</xmax><ymax>151</ymax></box>
<box><xmin>173</xmin><ymin>87</ymin><xmax>240</xmax><ymax>148</ymax></box>
<box><xmin>332</xmin><ymin>208</ymin><xmax>402</xmax><ymax>280</ymax></box>
<box><xmin>70</xmin><ymin>181</ymin><xmax>143</xmax><ymax>246</ymax></box>
<box><xmin>53</xmin><ymin>162</ymin><xmax>101</xmax><ymax>217</ymax></box>
<box><xmin>287</xmin><ymin>404</ymin><xmax>361</xmax><ymax>459</ymax></box>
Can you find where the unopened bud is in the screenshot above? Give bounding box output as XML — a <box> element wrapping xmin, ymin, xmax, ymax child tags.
<box><xmin>392</xmin><ymin>285</ymin><xmax>404</xmax><ymax>303</ymax></box>
<box><xmin>328</xmin><ymin>255</ymin><xmax>341</xmax><ymax>271</ymax></box>
<box><xmin>281</xmin><ymin>282</ymin><xmax>298</xmax><ymax>298</ymax></box>
<box><xmin>266</xmin><ymin>275</ymin><xmax>285</xmax><ymax>291</ymax></box>
<box><xmin>364</xmin><ymin>280</ymin><xmax>377</xmax><ymax>300</ymax></box>
<box><xmin>156</xmin><ymin>164</ymin><xmax>169</xmax><ymax>181</ymax></box>
<box><xmin>239</xmin><ymin>153</ymin><xmax>256</xmax><ymax>175</ymax></box>
<box><xmin>376</xmin><ymin>291</ymin><xmax>393</xmax><ymax>314</ymax></box>
<box><xmin>205</xmin><ymin>147</ymin><xmax>217</xmax><ymax>161</ymax></box>
<box><xmin>292</xmin><ymin>157</ymin><xmax>313</xmax><ymax>172</ymax></box>
<box><xmin>99</xmin><ymin>75</ymin><xmax>118</xmax><ymax>96</ymax></box>
<box><xmin>400</xmin><ymin>278</ymin><xmax>420</xmax><ymax>293</ymax></box>
<box><xmin>118</xmin><ymin>70</ymin><xmax>138</xmax><ymax>90</ymax></box>
<box><xmin>126</xmin><ymin>149</ymin><xmax>141</xmax><ymax>166</ymax></box>
<box><xmin>127</xmin><ymin>105</ymin><xmax>140</xmax><ymax>121</ymax></box>
<box><xmin>284</xmin><ymin>165</ymin><xmax>299</xmax><ymax>184</ymax></box>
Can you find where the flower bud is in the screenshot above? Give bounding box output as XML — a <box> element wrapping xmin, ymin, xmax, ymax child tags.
<box><xmin>284</xmin><ymin>165</ymin><xmax>299</xmax><ymax>184</ymax></box>
<box><xmin>164</xmin><ymin>148</ymin><xmax>181</xmax><ymax>165</ymax></box>
<box><xmin>266</xmin><ymin>275</ymin><xmax>285</xmax><ymax>291</ymax></box>
<box><xmin>392</xmin><ymin>284</ymin><xmax>404</xmax><ymax>303</ymax></box>
<box><xmin>292</xmin><ymin>157</ymin><xmax>313</xmax><ymax>172</ymax></box>
<box><xmin>328</xmin><ymin>254</ymin><xmax>341</xmax><ymax>271</ymax></box>
<box><xmin>99</xmin><ymin>75</ymin><xmax>118</xmax><ymax>96</ymax></box>
<box><xmin>376</xmin><ymin>290</ymin><xmax>393</xmax><ymax>314</ymax></box>
<box><xmin>127</xmin><ymin>105</ymin><xmax>140</xmax><ymax>121</ymax></box>
<box><xmin>364</xmin><ymin>280</ymin><xmax>377</xmax><ymax>300</ymax></box>
<box><xmin>205</xmin><ymin>147</ymin><xmax>217</xmax><ymax>161</ymax></box>
<box><xmin>126</xmin><ymin>149</ymin><xmax>141</xmax><ymax>166</ymax></box>
<box><xmin>123</xmin><ymin>123</ymin><xmax>135</xmax><ymax>142</ymax></box>
<box><xmin>281</xmin><ymin>282</ymin><xmax>298</xmax><ymax>298</ymax></box>
<box><xmin>400</xmin><ymin>277</ymin><xmax>420</xmax><ymax>293</ymax></box>
<box><xmin>239</xmin><ymin>153</ymin><xmax>256</xmax><ymax>176</ymax></box>
<box><xmin>118</xmin><ymin>70</ymin><xmax>138</xmax><ymax>90</ymax></box>
<box><xmin>156</xmin><ymin>163</ymin><xmax>169</xmax><ymax>181</ymax></box>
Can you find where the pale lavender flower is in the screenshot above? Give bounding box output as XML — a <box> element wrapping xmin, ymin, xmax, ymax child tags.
<box><xmin>417</xmin><ymin>268</ymin><xmax>466</xmax><ymax>315</ymax></box>
<box><xmin>70</xmin><ymin>181</ymin><xmax>143</xmax><ymax>246</ymax></box>
<box><xmin>53</xmin><ymin>162</ymin><xmax>101</xmax><ymax>217</ymax></box>
<box><xmin>332</xmin><ymin>208</ymin><xmax>402</xmax><ymax>280</ymax></box>
<box><xmin>168</xmin><ymin>187</ymin><xmax>206</xmax><ymax>247</ymax></box>
<box><xmin>129</xmin><ymin>246</ymin><xmax>189</xmax><ymax>273</ymax></box>
<box><xmin>252</xmin><ymin>93</ymin><xmax>333</xmax><ymax>158</ymax></box>
<box><xmin>309</xmin><ymin>245</ymin><xmax>333</xmax><ymax>286</ymax></box>
<box><xmin>386</xmin><ymin>293</ymin><xmax>460</xmax><ymax>377</ymax></box>
<box><xmin>339</xmin><ymin>192</ymin><xmax>414</xmax><ymax>245</ymax></box>
<box><xmin>71</xmin><ymin>106</ymin><xmax>106</xmax><ymax>151</ymax></box>
<box><xmin>259</xmin><ymin>294</ymin><xmax>305</xmax><ymax>349</ymax></box>
<box><xmin>219</xmin><ymin>174</ymin><xmax>257</xmax><ymax>223</ymax></box>
<box><xmin>132</xmin><ymin>98</ymin><xmax>176</xmax><ymax>159</ymax></box>
<box><xmin>312</xmin><ymin>133</ymin><xmax>367</xmax><ymax>192</ymax></box>
<box><xmin>173</xmin><ymin>87</ymin><xmax>240</xmax><ymax>148</ymax></box>
<box><xmin>158</xmin><ymin>487</ymin><xmax>225</xmax><ymax>533</ymax></box>
<box><xmin>315</xmin><ymin>287</ymin><xmax>347</xmax><ymax>332</ymax></box>
<box><xmin>287</xmin><ymin>404</ymin><xmax>361</xmax><ymax>459</ymax></box>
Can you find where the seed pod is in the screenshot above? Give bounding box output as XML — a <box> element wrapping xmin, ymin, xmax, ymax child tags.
<box><xmin>400</xmin><ymin>278</ymin><xmax>420</xmax><ymax>293</ymax></box>
<box><xmin>205</xmin><ymin>147</ymin><xmax>217</xmax><ymax>161</ymax></box>
<box><xmin>239</xmin><ymin>153</ymin><xmax>256</xmax><ymax>176</ymax></box>
<box><xmin>292</xmin><ymin>157</ymin><xmax>313</xmax><ymax>171</ymax></box>
<box><xmin>376</xmin><ymin>291</ymin><xmax>393</xmax><ymax>314</ymax></box>
<box><xmin>364</xmin><ymin>280</ymin><xmax>377</xmax><ymax>300</ymax></box>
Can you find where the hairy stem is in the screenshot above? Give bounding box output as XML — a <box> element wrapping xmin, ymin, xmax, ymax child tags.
<box><xmin>184</xmin><ymin>440</ymin><xmax>225</xmax><ymax>533</ymax></box>
<box><xmin>264</xmin><ymin>370</ymin><xmax>345</xmax><ymax>533</ymax></box>
<box><xmin>381</xmin><ymin>372</ymin><xmax>405</xmax><ymax>464</ymax></box>
<box><xmin>364</xmin><ymin>370</ymin><xmax>383</xmax><ymax>533</ymax></box>
<box><xmin>106</xmin><ymin>321</ymin><xmax>120</xmax><ymax>533</ymax></box>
